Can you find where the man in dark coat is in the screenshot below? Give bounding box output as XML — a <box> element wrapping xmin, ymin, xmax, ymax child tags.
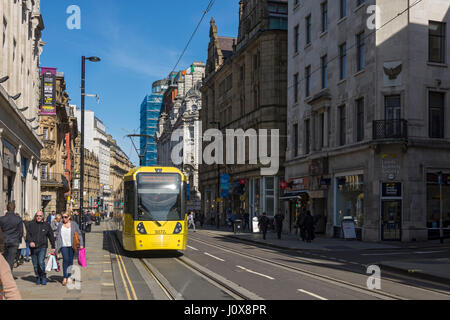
<box><xmin>0</xmin><ymin>202</ymin><xmax>23</xmax><ymax>270</ymax></box>
<box><xmin>26</xmin><ymin>211</ymin><xmax>56</xmax><ymax>285</ymax></box>
<box><xmin>258</xmin><ymin>212</ymin><xmax>270</xmax><ymax>240</ymax></box>
<box><xmin>304</xmin><ymin>211</ymin><xmax>315</xmax><ymax>243</ymax></box>
<box><xmin>274</xmin><ymin>210</ymin><xmax>284</xmax><ymax>240</ymax></box>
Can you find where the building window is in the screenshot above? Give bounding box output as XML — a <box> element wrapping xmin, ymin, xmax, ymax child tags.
<box><xmin>339</xmin><ymin>105</ymin><xmax>346</xmax><ymax>146</ymax></box>
<box><xmin>321</xmin><ymin>1</ymin><xmax>328</xmax><ymax>33</ymax></box>
<box><xmin>306</xmin><ymin>15</ymin><xmax>312</xmax><ymax>45</ymax></box>
<box><xmin>319</xmin><ymin>112</ymin><xmax>325</xmax><ymax>149</ymax></box>
<box><xmin>41</xmin><ymin>164</ymin><xmax>48</xmax><ymax>180</ymax></box>
<box><xmin>429</xmin><ymin>21</ymin><xmax>446</xmax><ymax>63</ymax></box>
<box><xmin>305</xmin><ymin>119</ymin><xmax>311</xmax><ymax>154</ymax></box>
<box><xmin>356</xmin><ymin>32</ymin><xmax>365</xmax><ymax>71</ymax></box>
<box><xmin>294</xmin><ymin>73</ymin><xmax>299</xmax><ymax>103</ymax></box>
<box><xmin>339</xmin><ymin>42</ymin><xmax>347</xmax><ymax>80</ymax></box>
<box><xmin>429</xmin><ymin>91</ymin><xmax>445</xmax><ymax>138</ymax></box>
<box><xmin>340</xmin><ymin>0</ymin><xmax>347</xmax><ymax>19</ymax></box>
<box><xmin>356</xmin><ymin>98</ymin><xmax>364</xmax><ymax>142</ymax></box>
<box><xmin>293</xmin><ymin>123</ymin><xmax>299</xmax><ymax>157</ymax></box>
<box><xmin>294</xmin><ymin>25</ymin><xmax>300</xmax><ymax>54</ymax></box>
<box><xmin>321</xmin><ymin>55</ymin><xmax>328</xmax><ymax>89</ymax></box>
<box><xmin>305</xmin><ymin>65</ymin><xmax>311</xmax><ymax>97</ymax></box>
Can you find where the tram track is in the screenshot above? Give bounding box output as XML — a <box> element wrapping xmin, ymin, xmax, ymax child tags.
<box><xmin>189</xmin><ymin>235</ymin><xmax>450</xmax><ymax>300</ymax></box>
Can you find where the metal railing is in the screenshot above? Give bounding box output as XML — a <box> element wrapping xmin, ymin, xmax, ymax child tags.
<box><xmin>373</xmin><ymin>119</ymin><xmax>408</xmax><ymax>140</ymax></box>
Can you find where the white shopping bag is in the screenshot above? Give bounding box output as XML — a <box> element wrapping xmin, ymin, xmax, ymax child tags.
<box><xmin>45</xmin><ymin>255</ymin><xmax>53</xmax><ymax>272</ymax></box>
<box><xmin>51</xmin><ymin>254</ymin><xmax>58</xmax><ymax>270</ymax></box>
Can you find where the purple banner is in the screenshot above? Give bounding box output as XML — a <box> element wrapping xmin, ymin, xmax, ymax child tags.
<box><xmin>40</xmin><ymin>67</ymin><xmax>57</xmax><ymax>115</ymax></box>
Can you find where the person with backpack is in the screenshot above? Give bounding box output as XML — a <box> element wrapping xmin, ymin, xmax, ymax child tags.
<box><xmin>258</xmin><ymin>212</ymin><xmax>270</xmax><ymax>240</ymax></box>
<box><xmin>0</xmin><ymin>202</ymin><xmax>23</xmax><ymax>270</ymax></box>
<box><xmin>26</xmin><ymin>211</ymin><xmax>56</xmax><ymax>285</ymax></box>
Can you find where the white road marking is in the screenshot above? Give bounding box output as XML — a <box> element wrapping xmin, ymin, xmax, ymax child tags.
<box><xmin>236</xmin><ymin>265</ymin><xmax>275</xmax><ymax>280</ymax></box>
<box><xmin>204</xmin><ymin>252</ymin><xmax>225</xmax><ymax>262</ymax></box>
<box><xmin>187</xmin><ymin>245</ymin><xmax>199</xmax><ymax>251</ymax></box>
<box><xmin>298</xmin><ymin>289</ymin><xmax>328</xmax><ymax>300</ymax></box>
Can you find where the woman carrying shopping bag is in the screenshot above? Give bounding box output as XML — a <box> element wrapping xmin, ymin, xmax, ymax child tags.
<box><xmin>56</xmin><ymin>213</ymin><xmax>84</xmax><ymax>286</ymax></box>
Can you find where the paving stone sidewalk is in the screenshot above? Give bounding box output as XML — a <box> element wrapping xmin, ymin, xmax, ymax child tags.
<box><xmin>13</xmin><ymin>222</ymin><xmax>116</xmax><ymax>300</ymax></box>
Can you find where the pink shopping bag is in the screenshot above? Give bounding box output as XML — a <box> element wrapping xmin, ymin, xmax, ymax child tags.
<box><xmin>78</xmin><ymin>248</ymin><xmax>87</xmax><ymax>267</ymax></box>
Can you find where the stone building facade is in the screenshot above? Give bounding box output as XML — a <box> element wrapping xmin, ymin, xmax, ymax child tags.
<box><xmin>200</xmin><ymin>0</ymin><xmax>288</xmax><ymax>226</ymax></box>
<box><xmin>108</xmin><ymin>135</ymin><xmax>134</xmax><ymax>215</ymax></box>
<box><xmin>0</xmin><ymin>0</ymin><xmax>44</xmax><ymax>216</ymax></box>
<box><xmin>285</xmin><ymin>0</ymin><xmax>450</xmax><ymax>241</ymax></box>
<box><xmin>73</xmin><ymin>132</ymin><xmax>100</xmax><ymax>212</ymax></box>
<box><xmin>157</xmin><ymin>62</ymin><xmax>205</xmax><ymax>211</ymax></box>
<box><xmin>40</xmin><ymin>72</ymin><xmax>76</xmax><ymax>215</ymax></box>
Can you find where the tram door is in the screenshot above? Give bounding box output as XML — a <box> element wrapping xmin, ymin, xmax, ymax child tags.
<box><xmin>381</xmin><ymin>200</ymin><xmax>402</xmax><ymax>241</ymax></box>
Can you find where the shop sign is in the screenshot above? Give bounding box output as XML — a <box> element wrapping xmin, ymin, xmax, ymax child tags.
<box><xmin>342</xmin><ymin>218</ymin><xmax>357</xmax><ymax>239</ymax></box>
<box><xmin>41</xmin><ymin>195</ymin><xmax>51</xmax><ymax>201</ymax></box>
<box><xmin>382</xmin><ymin>154</ymin><xmax>400</xmax><ymax>179</ymax></box>
<box><xmin>220</xmin><ymin>174</ymin><xmax>230</xmax><ymax>198</ymax></box>
<box><xmin>309</xmin><ymin>190</ymin><xmax>325</xmax><ymax>199</ymax></box>
<box><xmin>40</xmin><ymin>67</ymin><xmax>57</xmax><ymax>115</ymax></box>
<box><xmin>290</xmin><ymin>177</ymin><xmax>309</xmax><ymax>191</ymax></box>
<box><xmin>382</xmin><ymin>182</ymin><xmax>402</xmax><ymax>198</ymax></box>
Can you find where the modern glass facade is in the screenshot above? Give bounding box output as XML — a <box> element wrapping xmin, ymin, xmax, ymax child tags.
<box><xmin>140</xmin><ymin>80</ymin><xmax>167</xmax><ymax>166</ymax></box>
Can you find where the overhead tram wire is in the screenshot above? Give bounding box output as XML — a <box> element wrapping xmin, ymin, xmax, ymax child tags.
<box><xmin>170</xmin><ymin>0</ymin><xmax>216</xmax><ymax>75</ymax></box>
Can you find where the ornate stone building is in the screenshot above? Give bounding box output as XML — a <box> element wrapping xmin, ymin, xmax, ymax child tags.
<box><xmin>73</xmin><ymin>132</ymin><xmax>100</xmax><ymax>212</ymax></box>
<box><xmin>157</xmin><ymin>62</ymin><xmax>205</xmax><ymax>211</ymax></box>
<box><xmin>199</xmin><ymin>0</ymin><xmax>288</xmax><ymax>225</ymax></box>
<box><xmin>0</xmin><ymin>0</ymin><xmax>45</xmax><ymax>216</ymax></box>
<box><xmin>108</xmin><ymin>135</ymin><xmax>134</xmax><ymax>214</ymax></box>
<box><xmin>40</xmin><ymin>72</ymin><xmax>76</xmax><ymax>214</ymax></box>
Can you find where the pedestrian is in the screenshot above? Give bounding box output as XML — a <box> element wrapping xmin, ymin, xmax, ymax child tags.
<box><xmin>51</xmin><ymin>214</ymin><xmax>62</xmax><ymax>238</ymax></box>
<box><xmin>15</xmin><ymin>216</ymin><xmax>28</xmax><ymax>268</ymax></box>
<box><xmin>0</xmin><ymin>253</ymin><xmax>21</xmax><ymax>300</ymax></box>
<box><xmin>258</xmin><ymin>212</ymin><xmax>270</xmax><ymax>240</ymax></box>
<box><xmin>243</xmin><ymin>211</ymin><xmax>249</xmax><ymax>231</ymax></box>
<box><xmin>297</xmin><ymin>210</ymin><xmax>307</xmax><ymax>242</ymax></box>
<box><xmin>20</xmin><ymin>213</ymin><xmax>32</xmax><ymax>263</ymax></box>
<box><xmin>0</xmin><ymin>202</ymin><xmax>23</xmax><ymax>270</ymax></box>
<box><xmin>72</xmin><ymin>210</ymin><xmax>81</xmax><ymax>228</ymax></box>
<box><xmin>56</xmin><ymin>213</ymin><xmax>84</xmax><ymax>286</ymax></box>
<box><xmin>85</xmin><ymin>211</ymin><xmax>92</xmax><ymax>232</ymax></box>
<box><xmin>46</xmin><ymin>211</ymin><xmax>56</xmax><ymax>224</ymax></box>
<box><xmin>26</xmin><ymin>211</ymin><xmax>56</xmax><ymax>285</ymax></box>
<box><xmin>304</xmin><ymin>211</ymin><xmax>315</xmax><ymax>243</ymax></box>
<box><xmin>199</xmin><ymin>211</ymin><xmax>205</xmax><ymax>227</ymax></box>
<box><xmin>274</xmin><ymin>210</ymin><xmax>284</xmax><ymax>240</ymax></box>
<box><xmin>188</xmin><ymin>211</ymin><xmax>196</xmax><ymax>232</ymax></box>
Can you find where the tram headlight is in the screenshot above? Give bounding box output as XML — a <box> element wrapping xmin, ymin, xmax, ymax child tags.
<box><xmin>173</xmin><ymin>222</ymin><xmax>183</xmax><ymax>234</ymax></box>
<box><xmin>137</xmin><ymin>222</ymin><xmax>147</xmax><ymax>234</ymax></box>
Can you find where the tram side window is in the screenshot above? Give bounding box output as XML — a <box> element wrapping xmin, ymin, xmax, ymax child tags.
<box><xmin>124</xmin><ymin>181</ymin><xmax>135</xmax><ymax>215</ymax></box>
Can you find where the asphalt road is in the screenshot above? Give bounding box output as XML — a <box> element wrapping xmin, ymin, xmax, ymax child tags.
<box><xmin>107</xmin><ymin>229</ymin><xmax>450</xmax><ymax>300</ymax></box>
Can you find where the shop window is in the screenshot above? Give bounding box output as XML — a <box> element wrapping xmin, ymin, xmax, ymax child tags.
<box><xmin>335</xmin><ymin>175</ymin><xmax>364</xmax><ymax>227</ymax></box>
<box><xmin>264</xmin><ymin>177</ymin><xmax>275</xmax><ymax>216</ymax></box>
<box><xmin>427</xmin><ymin>173</ymin><xmax>450</xmax><ymax>228</ymax></box>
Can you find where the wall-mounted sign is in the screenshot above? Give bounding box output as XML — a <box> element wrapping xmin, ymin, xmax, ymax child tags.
<box><xmin>220</xmin><ymin>174</ymin><xmax>230</xmax><ymax>198</ymax></box>
<box><xmin>290</xmin><ymin>177</ymin><xmax>309</xmax><ymax>191</ymax></box>
<box><xmin>40</xmin><ymin>67</ymin><xmax>57</xmax><ymax>115</ymax></box>
<box><xmin>382</xmin><ymin>182</ymin><xmax>402</xmax><ymax>198</ymax></box>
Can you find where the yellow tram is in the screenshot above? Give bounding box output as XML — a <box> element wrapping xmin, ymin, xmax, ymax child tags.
<box><xmin>114</xmin><ymin>167</ymin><xmax>188</xmax><ymax>251</ymax></box>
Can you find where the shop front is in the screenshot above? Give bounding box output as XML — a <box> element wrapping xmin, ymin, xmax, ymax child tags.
<box><xmin>280</xmin><ymin>176</ymin><xmax>310</xmax><ymax>233</ymax></box>
<box><xmin>334</xmin><ymin>173</ymin><xmax>364</xmax><ymax>240</ymax></box>
<box><xmin>380</xmin><ymin>182</ymin><xmax>402</xmax><ymax>241</ymax></box>
<box><xmin>427</xmin><ymin>172</ymin><xmax>450</xmax><ymax>240</ymax></box>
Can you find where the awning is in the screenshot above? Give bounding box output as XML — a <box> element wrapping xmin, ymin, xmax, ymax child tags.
<box><xmin>279</xmin><ymin>190</ymin><xmax>309</xmax><ymax>200</ymax></box>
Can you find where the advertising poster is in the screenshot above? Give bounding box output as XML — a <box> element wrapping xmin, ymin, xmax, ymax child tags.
<box><xmin>40</xmin><ymin>67</ymin><xmax>57</xmax><ymax>115</ymax></box>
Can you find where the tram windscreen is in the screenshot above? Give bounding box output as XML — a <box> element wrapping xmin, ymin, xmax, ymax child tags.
<box><xmin>136</xmin><ymin>173</ymin><xmax>182</xmax><ymax>221</ymax></box>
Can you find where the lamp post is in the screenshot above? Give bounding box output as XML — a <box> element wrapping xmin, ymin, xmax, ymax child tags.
<box><xmin>210</xmin><ymin>121</ymin><xmax>221</xmax><ymax>229</ymax></box>
<box><xmin>80</xmin><ymin>56</ymin><xmax>101</xmax><ymax>244</ymax></box>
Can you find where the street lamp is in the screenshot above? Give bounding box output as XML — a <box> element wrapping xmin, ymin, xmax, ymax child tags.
<box><xmin>210</xmin><ymin>121</ymin><xmax>221</xmax><ymax>229</ymax></box>
<box><xmin>80</xmin><ymin>56</ymin><xmax>101</xmax><ymax>244</ymax></box>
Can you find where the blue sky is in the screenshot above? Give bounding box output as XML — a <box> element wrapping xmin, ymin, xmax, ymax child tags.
<box><xmin>40</xmin><ymin>0</ymin><xmax>240</xmax><ymax>165</ymax></box>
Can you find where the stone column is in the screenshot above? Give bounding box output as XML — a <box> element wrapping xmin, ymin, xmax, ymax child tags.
<box><xmin>15</xmin><ymin>145</ymin><xmax>23</xmax><ymax>217</ymax></box>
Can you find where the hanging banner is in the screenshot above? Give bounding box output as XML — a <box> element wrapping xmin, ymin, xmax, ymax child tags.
<box><xmin>220</xmin><ymin>174</ymin><xmax>230</xmax><ymax>198</ymax></box>
<box><xmin>40</xmin><ymin>67</ymin><xmax>57</xmax><ymax>115</ymax></box>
